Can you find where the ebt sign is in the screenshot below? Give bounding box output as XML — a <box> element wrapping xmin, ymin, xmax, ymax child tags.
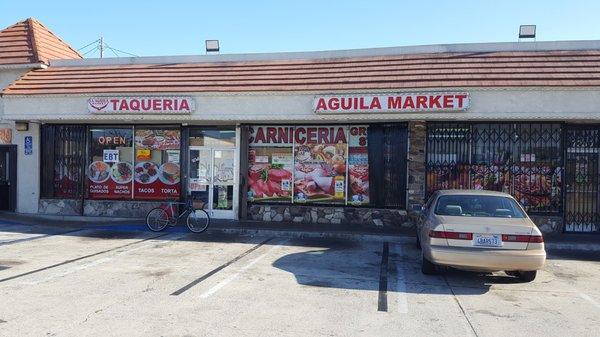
<box><xmin>88</xmin><ymin>96</ymin><xmax>195</xmax><ymax>114</ymax></box>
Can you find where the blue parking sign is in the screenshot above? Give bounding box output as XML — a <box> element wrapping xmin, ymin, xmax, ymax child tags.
<box><xmin>24</xmin><ymin>136</ymin><xmax>33</xmax><ymax>155</ymax></box>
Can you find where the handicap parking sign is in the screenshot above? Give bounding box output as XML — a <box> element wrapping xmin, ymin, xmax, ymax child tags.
<box><xmin>24</xmin><ymin>136</ymin><xmax>33</xmax><ymax>155</ymax></box>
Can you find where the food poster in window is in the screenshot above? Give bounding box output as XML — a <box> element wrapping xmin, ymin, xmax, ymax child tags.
<box><xmin>88</xmin><ymin>129</ymin><xmax>133</xmax><ymax>199</ymax></box>
<box><xmin>294</xmin><ymin>126</ymin><xmax>347</xmax><ymax>204</ymax></box>
<box><xmin>247</xmin><ymin>126</ymin><xmax>294</xmax><ymax>202</ymax></box>
<box><xmin>512</xmin><ymin>162</ymin><xmax>562</xmax><ymax>212</ymax></box>
<box><xmin>133</xmin><ymin>129</ymin><xmax>181</xmax><ymax>200</ymax></box>
<box><xmin>347</xmin><ymin>126</ymin><xmax>369</xmax><ymax>205</ymax></box>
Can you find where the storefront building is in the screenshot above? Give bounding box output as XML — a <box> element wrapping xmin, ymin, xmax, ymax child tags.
<box><xmin>0</xmin><ymin>18</ymin><xmax>82</xmax><ymax>212</ymax></box>
<box><xmin>3</xmin><ymin>38</ymin><xmax>600</xmax><ymax>235</ymax></box>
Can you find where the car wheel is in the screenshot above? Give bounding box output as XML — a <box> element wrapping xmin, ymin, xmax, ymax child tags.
<box><xmin>415</xmin><ymin>230</ymin><xmax>421</xmax><ymax>249</ymax></box>
<box><xmin>421</xmin><ymin>254</ymin><xmax>436</xmax><ymax>275</ymax></box>
<box><xmin>518</xmin><ymin>271</ymin><xmax>537</xmax><ymax>282</ymax></box>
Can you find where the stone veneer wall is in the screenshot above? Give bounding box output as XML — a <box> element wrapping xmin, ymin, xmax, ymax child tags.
<box><xmin>247</xmin><ymin>204</ymin><xmax>410</xmax><ymax>228</ymax></box>
<box><xmin>529</xmin><ymin>215</ymin><xmax>564</xmax><ymax>233</ymax></box>
<box><xmin>39</xmin><ymin>199</ymin><xmax>82</xmax><ymax>215</ymax></box>
<box><xmin>406</xmin><ymin>121</ymin><xmax>427</xmax><ymax>222</ymax></box>
<box><xmin>39</xmin><ymin>199</ymin><xmax>162</xmax><ymax>218</ymax></box>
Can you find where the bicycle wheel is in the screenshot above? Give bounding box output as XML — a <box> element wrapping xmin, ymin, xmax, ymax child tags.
<box><xmin>186</xmin><ymin>208</ymin><xmax>210</xmax><ymax>233</ymax></box>
<box><xmin>146</xmin><ymin>208</ymin><xmax>169</xmax><ymax>232</ymax></box>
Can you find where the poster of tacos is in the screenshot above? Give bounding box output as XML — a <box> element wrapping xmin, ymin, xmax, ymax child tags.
<box><xmin>347</xmin><ymin>126</ymin><xmax>369</xmax><ymax>205</ymax></box>
<box><xmin>247</xmin><ymin>126</ymin><xmax>294</xmax><ymax>202</ymax></box>
<box><xmin>293</xmin><ymin>126</ymin><xmax>347</xmax><ymax>204</ymax></box>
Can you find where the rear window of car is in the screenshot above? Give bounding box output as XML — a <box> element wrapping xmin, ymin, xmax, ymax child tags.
<box><xmin>434</xmin><ymin>195</ymin><xmax>526</xmax><ymax>218</ymax></box>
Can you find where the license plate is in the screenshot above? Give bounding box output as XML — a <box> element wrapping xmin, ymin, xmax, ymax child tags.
<box><xmin>473</xmin><ymin>234</ymin><xmax>503</xmax><ymax>247</ymax></box>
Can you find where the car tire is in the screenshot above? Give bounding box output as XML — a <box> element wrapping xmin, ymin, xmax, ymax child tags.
<box><xmin>421</xmin><ymin>254</ymin><xmax>436</xmax><ymax>275</ymax></box>
<box><xmin>416</xmin><ymin>230</ymin><xmax>421</xmax><ymax>249</ymax></box>
<box><xmin>518</xmin><ymin>271</ymin><xmax>537</xmax><ymax>282</ymax></box>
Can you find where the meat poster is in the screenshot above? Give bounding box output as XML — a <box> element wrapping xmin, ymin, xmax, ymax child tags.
<box><xmin>293</xmin><ymin>126</ymin><xmax>347</xmax><ymax>204</ymax></box>
<box><xmin>248</xmin><ymin>126</ymin><xmax>293</xmax><ymax>202</ymax></box>
<box><xmin>347</xmin><ymin>126</ymin><xmax>369</xmax><ymax>205</ymax></box>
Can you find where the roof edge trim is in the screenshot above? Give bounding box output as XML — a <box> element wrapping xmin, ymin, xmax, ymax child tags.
<box><xmin>50</xmin><ymin>39</ymin><xmax>600</xmax><ymax>67</ymax></box>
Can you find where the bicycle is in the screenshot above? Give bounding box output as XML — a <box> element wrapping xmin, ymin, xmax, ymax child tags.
<box><xmin>146</xmin><ymin>199</ymin><xmax>210</xmax><ymax>233</ymax></box>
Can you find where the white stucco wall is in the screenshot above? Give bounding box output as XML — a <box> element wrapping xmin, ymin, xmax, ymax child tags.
<box><xmin>11</xmin><ymin>123</ymin><xmax>39</xmax><ymax>213</ymax></box>
<box><xmin>3</xmin><ymin>88</ymin><xmax>600</xmax><ymax>123</ymax></box>
<box><xmin>1</xmin><ymin>68</ymin><xmax>37</xmax><ymax>213</ymax></box>
<box><xmin>2</xmin><ymin>86</ymin><xmax>600</xmax><ymax>215</ymax></box>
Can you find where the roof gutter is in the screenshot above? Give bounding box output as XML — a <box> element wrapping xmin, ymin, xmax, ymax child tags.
<box><xmin>0</xmin><ymin>63</ymin><xmax>47</xmax><ymax>70</ymax></box>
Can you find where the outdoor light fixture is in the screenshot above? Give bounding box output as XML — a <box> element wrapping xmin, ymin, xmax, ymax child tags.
<box><xmin>205</xmin><ymin>40</ymin><xmax>220</xmax><ymax>53</ymax></box>
<box><xmin>15</xmin><ymin>122</ymin><xmax>29</xmax><ymax>131</ymax></box>
<box><xmin>519</xmin><ymin>25</ymin><xmax>536</xmax><ymax>39</ymax></box>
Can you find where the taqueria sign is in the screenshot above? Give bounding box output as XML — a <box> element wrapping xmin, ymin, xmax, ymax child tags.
<box><xmin>88</xmin><ymin>96</ymin><xmax>195</xmax><ymax>114</ymax></box>
<box><xmin>313</xmin><ymin>92</ymin><xmax>470</xmax><ymax>113</ymax></box>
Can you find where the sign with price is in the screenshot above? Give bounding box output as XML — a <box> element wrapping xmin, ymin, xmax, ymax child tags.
<box><xmin>103</xmin><ymin>149</ymin><xmax>119</xmax><ymax>163</ymax></box>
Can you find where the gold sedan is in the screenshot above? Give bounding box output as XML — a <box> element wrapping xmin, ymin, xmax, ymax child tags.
<box><xmin>416</xmin><ymin>190</ymin><xmax>546</xmax><ymax>282</ymax></box>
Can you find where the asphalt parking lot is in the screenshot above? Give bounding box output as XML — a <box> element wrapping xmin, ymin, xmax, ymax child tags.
<box><xmin>1</xmin><ymin>222</ymin><xmax>600</xmax><ymax>337</ymax></box>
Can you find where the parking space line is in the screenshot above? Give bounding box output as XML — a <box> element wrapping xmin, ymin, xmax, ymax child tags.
<box><xmin>579</xmin><ymin>292</ymin><xmax>600</xmax><ymax>310</ymax></box>
<box><xmin>200</xmin><ymin>239</ymin><xmax>287</xmax><ymax>299</ymax></box>
<box><xmin>391</xmin><ymin>244</ymin><xmax>408</xmax><ymax>314</ymax></box>
<box><xmin>21</xmin><ymin>233</ymin><xmax>187</xmax><ymax>285</ymax></box>
<box><xmin>0</xmin><ymin>228</ymin><xmax>85</xmax><ymax>247</ymax></box>
<box><xmin>443</xmin><ymin>275</ymin><xmax>480</xmax><ymax>337</ymax></box>
<box><xmin>0</xmin><ymin>232</ymin><xmax>170</xmax><ymax>284</ymax></box>
<box><xmin>171</xmin><ymin>237</ymin><xmax>274</xmax><ymax>296</ymax></box>
<box><xmin>377</xmin><ymin>242</ymin><xmax>389</xmax><ymax>312</ymax></box>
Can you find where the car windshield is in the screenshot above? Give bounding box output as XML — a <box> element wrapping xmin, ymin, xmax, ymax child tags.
<box><xmin>434</xmin><ymin>195</ymin><xmax>526</xmax><ymax>218</ymax></box>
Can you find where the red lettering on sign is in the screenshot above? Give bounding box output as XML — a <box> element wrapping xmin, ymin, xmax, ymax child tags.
<box><xmin>443</xmin><ymin>95</ymin><xmax>453</xmax><ymax>108</ymax></box>
<box><xmin>316</xmin><ymin>98</ymin><xmax>327</xmax><ymax>110</ymax></box>
<box><xmin>119</xmin><ymin>100</ymin><xmax>129</xmax><ymax>111</ymax></box>
<box><xmin>403</xmin><ymin>96</ymin><xmax>415</xmax><ymax>109</ymax></box>
<box><xmin>455</xmin><ymin>94</ymin><xmax>467</xmax><ymax>108</ymax></box>
<box><xmin>295</xmin><ymin>127</ymin><xmax>306</xmax><ymax>144</ymax></box>
<box><xmin>388</xmin><ymin>97</ymin><xmax>402</xmax><ymax>109</ymax></box>
<box><xmin>416</xmin><ymin>96</ymin><xmax>428</xmax><ymax>109</ymax></box>
<box><xmin>179</xmin><ymin>99</ymin><xmax>190</xmax><ymax>111</ymax></box>
<box><xmin>370</xmin><ymin>97</ymin><xmax>381</xmax><ymax>109</ymax></box>
<box><xmin>267</xmin><ymin>127</ymin><xmax>277</xmax><ymax>143</ymax></box>
<box><xmin>306</xmin><ymin>128</ymin><xmax>317</xmax><ymax>143</ymax></box>
<box><xmin>429</xmin><ymin>95</ymin><xmax>441</xmax><ymax>108</ymax></box>
<box><xmin>163</xmin><ymin>99</ymin><xmax>173</xmax><ymax>110</ymax></box>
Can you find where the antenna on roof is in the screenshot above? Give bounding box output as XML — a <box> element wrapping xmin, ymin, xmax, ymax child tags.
<box><xmin>77</xmin><ymin>37</ymin><xmax>139</xmax><ymax>58</ymax></box>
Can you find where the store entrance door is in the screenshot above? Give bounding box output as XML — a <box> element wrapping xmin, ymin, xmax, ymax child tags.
<box><xmin>564</xmin><ymin>127</ymin><xmax>600</xmax><ymax>233</ymax></box>
<box><xmin>0</xmin><ymin>145</ymin><xmax>17</xmax><ymax>211</ymax></box>
<box><xmin>188</xmin><ymin>147</ymin><xmax>236</xmax><ymax>219</ymax></box>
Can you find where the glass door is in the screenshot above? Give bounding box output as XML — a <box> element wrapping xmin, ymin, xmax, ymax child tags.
<box><xmin>188</xmin><ymin>147</ymin><xmax>236</xmax><ymax>219</ymax></box>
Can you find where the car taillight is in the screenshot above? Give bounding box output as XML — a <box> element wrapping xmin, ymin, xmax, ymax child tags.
<box><xmin>429</xmin><ymin>230</ymin><xmax>473</xmax><ymax>240</ymax></box>
<box><xmin>501</xmin><ymin>234</ymin><xmax>544</xmax><ymax>243</ymax></box>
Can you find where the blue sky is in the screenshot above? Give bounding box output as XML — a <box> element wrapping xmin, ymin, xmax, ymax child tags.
<box><xmin>1</xmin><ymin>0</ymin><xmax>599</xmax><ymax>57</ymax></box>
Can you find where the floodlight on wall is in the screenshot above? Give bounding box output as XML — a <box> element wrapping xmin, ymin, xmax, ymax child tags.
<box><xmin>519</xmin><ymin>25</ymin><xmax>536</xmax><ymax>39</ymax></box>
<box><xmin>205</xmin><ymin>40</ymin><xmax>220</xmax><ymax>53</ymax></box>
<box><xmin>15</xmin><ymin>122</ymin><xmax>29</xmax><ymax>131</ymax></box>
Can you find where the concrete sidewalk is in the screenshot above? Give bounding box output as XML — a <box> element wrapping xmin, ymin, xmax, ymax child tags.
<box><xmin>1</xmin><ymin>211</ymin><xmax>598</xmax><ymax>251</ymax></box>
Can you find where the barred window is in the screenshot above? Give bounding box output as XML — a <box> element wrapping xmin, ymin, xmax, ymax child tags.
<box><xmin>41</xmin><ymin>125</ymin><xmax>86</xmax><ymax>198</ymax></box>
<box><xmin>426</xmin><ymin>123</ymin><xmax>562</xmax><ymax>213</ymax></box>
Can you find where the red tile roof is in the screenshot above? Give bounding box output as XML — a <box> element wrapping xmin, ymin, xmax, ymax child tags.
<box><xmin>4</xmin><ymin>49</ymin><xmax>600</xmax><ymax>95</ymax></box>
<box><xmin>0</xmin><ymin>18</ymin><xmax>81</xmax><ymax>66</ymax></box>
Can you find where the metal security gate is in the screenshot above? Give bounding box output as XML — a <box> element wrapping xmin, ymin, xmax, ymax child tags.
<box><xmin>565</xmin><ymin>126</ymin><xmax>600</xmax><ymax>233</ymax></box>
<box><xmin>426</xmin><ymin>122</ymin><xmax>563</xmax><ymax>214</ymax></box>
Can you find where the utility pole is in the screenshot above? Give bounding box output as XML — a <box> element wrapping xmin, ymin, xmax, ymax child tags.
<box><xmin>99</xmin><ymin>36</ymin><xmax>104</xmax><ymax>58</ymax></box>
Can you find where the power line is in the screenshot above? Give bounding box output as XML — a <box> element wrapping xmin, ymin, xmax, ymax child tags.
<box><xmin>76</xmin><ymin>37</ymin><xmax>138</xmax><ymax>58</ymax></box>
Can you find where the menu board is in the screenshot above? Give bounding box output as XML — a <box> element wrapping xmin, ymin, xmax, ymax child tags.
<box><xmin>133</xmin><ymin>129</ymin><xmax>181</xmax><ymax>200</ymax></box>
<box><xmin>88</xmin><ymin>129</ymin><xmax>133</xmax><ymax>199</ymax></box>
<box><xmin>347</xmin><ymin>126</ymin><xmax>369</xmax><ymax>205</ymax></box>
<box><xmin>293</xmin><ymin>126</ymin><xmax>347</xmax><ymax>204</ymax></box>
<box><xmin>247</xmin><ymin>126</ymin><xmax>294</xmax><ymax>202</ymax></box>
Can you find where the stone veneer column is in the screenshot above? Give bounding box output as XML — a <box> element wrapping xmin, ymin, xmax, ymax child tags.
<box><xmin>407</xmin><ymin>121</ymin><xmax>426</xmax><ymax>213</ymax></box>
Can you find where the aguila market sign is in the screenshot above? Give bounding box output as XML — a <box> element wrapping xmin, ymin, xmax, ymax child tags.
<box><xmin>88</xmin><ymin>96</ymin><xmax>195</xmax><ymax>114</ymax></box>
<box><xmin>313</xmin><ymin>92</ymin><xmax>470</xmax><ymax>113</ymax></box>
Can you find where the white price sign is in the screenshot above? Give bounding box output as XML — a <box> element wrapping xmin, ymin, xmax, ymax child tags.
<box><xmin>103</xmin><ymin>149</ymin><xmax>120</xmax><ymax>163</ymax></box>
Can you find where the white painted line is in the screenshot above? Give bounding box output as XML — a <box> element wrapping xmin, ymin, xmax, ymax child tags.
<box><xmin>200</xmin><ymin>240</ymin><xmax>287</xmax><ymax>299</ymax></box>
<box><xmin>392</xmin><ymin>244</ymin><xmax>409</xmax><ymax>314</ymax></box>
<box><xmin>579</xmin><ymin>292</ymin><xmax>600</xmax><ymax>310</ymax></box>
<box><xmin>21</xmin><ymin>233</ymin><xmax>185</xmax><ymax>285</ymax></box>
